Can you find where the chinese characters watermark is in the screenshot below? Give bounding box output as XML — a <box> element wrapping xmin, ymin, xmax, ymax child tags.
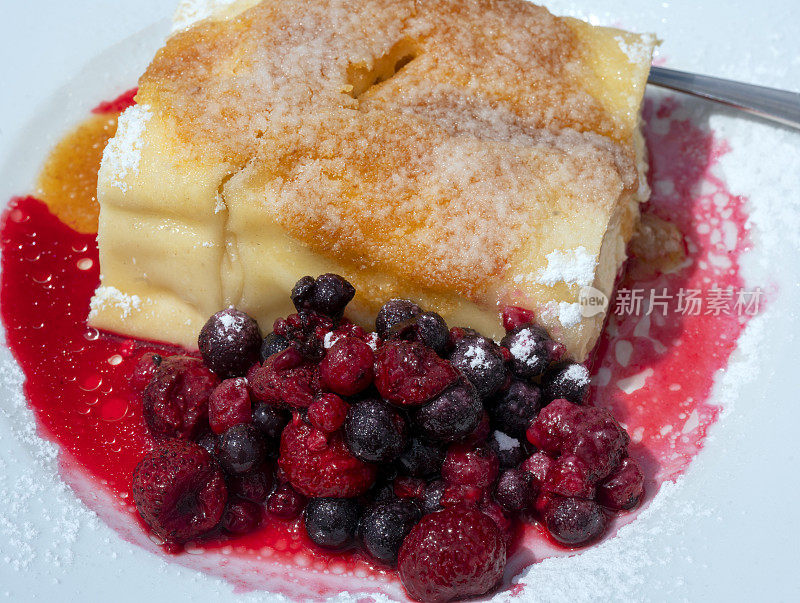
<box><xmin>612</xmin><ymin>287</ymin><xmax>763</xmax><ymax>317</ymax></box>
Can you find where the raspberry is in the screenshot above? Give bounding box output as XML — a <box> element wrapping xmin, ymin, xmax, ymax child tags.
<box><xmin>222</xmin><ymin>499</ymin><xmax>263</xmax><ymax>534</ymax></box>
<box><xmin>440</xmin><ymin>484</ymin><xmax>484</xmax><ymax>508</ymax></box>
<box><xmin>198</xmin><ymin>307</ymin><xmax>262</xmax><ymax>378</ymax></box>
<box><xmin>501</xmin><ymin>306</ymin><xmax>536</xmax><ymax>332</ymax></box>
<box><xmin>441</xmin><ymin>444</ymin><xmax>499</xmax><ymax>489</ymax></box>
<box><xmin>208</xmin><ymin>377</ymin><xmax>252</xmax><ymax>434</ymax></box>
<box><xmin>375</xmin><ymin>299</ymin><xmax>422</xmax><ymax>339</ymax></box>
<box><xmin>544</xmin><ymin>497</ymin><xmax>607</xmax><ymax>547</ymax></box>
<box><xmin>374</xmin><ymin>341</ymin><xmax>458</xmax><ymax>406</ymax></box>
<box><xmin>250</xmin><ymin>346</ymin><xmax>320</xmax><ymax>408</ymax></box>
<box><xmin>479</xmin><ymin>499</ymin><xmax>515</xmax><ymax>550</ymax></box>
<box><xmin>501</xmin><ymin>324</ymin><xmax>562</xmax><ymax>379</ymax></box>
<box><xmin>398</xmin><ymin>506</ymin><xmax>506</xmax><ymax>602</ymax></box>
<box><xmin>279</xmin><ymin>420</ymin><xmax>377</xmax><ymax>497</ymax></box>
<box><xmin>542</xmin><ymin>362</ymin><xmax>591</xmax><ymax>405</ymax></box>
<box><xmin>541</xmin><ymin>455</ymin><xmax>595</xmax><ymax>498</ymax></box>
<box><xmin>413</xmin><ymin>380</ymin><xmax>483</xmax><ymax>442</ymax></box>
<box><xmin>260</xmin><ymin>331</ymin><xmax>290</xmax><ymax>363</ymax></box>
<box><xmin>132</xmin><ymin>439</ymin><xmax>227</xmax><ymax>543</ymax></box>
<box><xmin>304</xmin><ymin>497</ymin><xmax>360</xmax><ymax>549</ymax></box>
<box><xmin>307</xmin><ymin>393</ymin><xmax>349</xmax><ymax>433</ymax></box>
<box><xmin>130</xmin><ymin>351</ymin><xmax>162</xmax><ymax>393</ymax></box>
<box><xmin>387</xmin><ymin>311</ymin><xmax>450</xmax><ymax>356</ymax></box>
<box><xmin>597</xmin><ymin>457</ymin><xmax>644</xmax><ymax>510</ymax></box>
<box><xmin>449</xmin><ymin>335</ymin><xmax>508</xmax><ymax>399</ymax></box>
<box><xmin>494</xmin><ymin>468</ymin><xmax>533</xmax><ymax>513</ymax></box>
<box><xmin>526</xmin><ymin>399</ymin><xmax>630</xmax><ymax>481</ymax></box>
<box><xmin>488</xmin><ymin>379</ymin><xmax>542</xmax><ymax>439</ymax></box>
<box><xmin>360</xmin><ymin>500</ymin><xmax>421</xmax><ymax>565</ymax></box>
<box><xmin>521</xmin><ymin>452</ymin><xmax>553</xmax><ymax>488</ymax></box>
<box><xmin>142</xmin><ymin>355</ymin><xmax>219</xmax><ymax>440</ymax></box>
<box><xmin>319</xmin><ymin>336</ymin><xmax>374</xmax><ymax>396</ymax></box>
<box><xmin>344</xmin><ymin>398</ymin><xmax>406</xmax><ymax>463</ymax></box>
<box><xmin>266</xmin><ymin>482</ymin><xmax>306</xmax><ymax>519</ymax></box>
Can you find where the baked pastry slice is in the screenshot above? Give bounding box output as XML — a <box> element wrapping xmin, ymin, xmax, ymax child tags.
<box><xmin>90</xmin><ymin>0</ymin><xmax>655</xmax><ymax>361</ymax></box>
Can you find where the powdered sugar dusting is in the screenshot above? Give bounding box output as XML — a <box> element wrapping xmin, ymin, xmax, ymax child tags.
<box><xmin>563</xmin><ymin>363</ymin><xmax>590</xmax><ymax>386</ymax></box>
<box><xmin>557</xmin><ymin>301</ymin><xmax>583</xmax><ymax>328</ymax></box>
<box><xmin>100</xmin><ymin>104</ymin><xmax>151</xmax><ymax>193</ymax></box>
<box><xmin>89</xmin><ymin>285</ymin><xmax>142</xmax><ymax>319</ymax></box>
<box><xmin>614</xmin><ymin>33</ymin><xmax>658</xmax><ymax>64</ymax></box>
<box><xmin>492</xmin><ymin>431</ymin><xmax>520</xmax><ymax>453</ymax></box>
<box><xmin>536</xmin><ymin>247</ymin><xmax>598</xmax><ymax>288</ymax></box>
<box><xmin>463</xmin><ymin>344</ymin><xmax>489</xmax><ymax>370</ymax></box>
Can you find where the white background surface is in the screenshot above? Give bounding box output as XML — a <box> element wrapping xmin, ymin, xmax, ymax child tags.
<box><xmin>1</xmin><ymin>1</ymin><xmax>800</xmax><ymax>601</ymax></box>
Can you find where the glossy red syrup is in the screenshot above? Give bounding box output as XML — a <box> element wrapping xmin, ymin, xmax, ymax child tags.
<box><xmin>91</xmin><ymin>87</ymin><xmax>138</xmax><ymax>114</ymax></box>
<box><xmin>0</xmin><ymin>95</ymin><xmax>760</xmax><ymax>599</ymax></box>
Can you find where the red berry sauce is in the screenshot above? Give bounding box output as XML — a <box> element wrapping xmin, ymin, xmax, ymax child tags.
<box><xmin>0</xmin><ymin>93</ymin><xmax>761</xmax><ymax>598</ymax></box>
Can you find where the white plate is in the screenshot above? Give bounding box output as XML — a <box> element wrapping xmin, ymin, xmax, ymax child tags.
<box><xmin>1</xmin><ymin>1</ymin><xmax>800</xmax><ymax>601</ymax></box>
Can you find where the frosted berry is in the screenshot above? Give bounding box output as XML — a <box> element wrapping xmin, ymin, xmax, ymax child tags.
<box><xmin>307</xmin><ymin>393</ymin><xmax>349</xmax><ymax>433</ymax></box>
<box><xmin>252</xmin><ymin>402</ymin><xmax>290</xmax><ymax>441</ymax></box>
<box><xmin>143</xmin><ymin>355</ymin><xmax>219</xmax><ymax>440</ymax></box>
<box><xmin>250</xmin><ymin>346</ymin><xmax>320</xmax><ymax>408</ymax></box>
<box><xmin>413</xmin><ymin>380</ymin><xmax>483</xmax><ymax>442</ymax></box>
<box><xmin>541</xmin><ymin>455</ymin><xmax>595</xmax><ymax>499</ymax></box>
<box><xmin>489</xmin><ymin>430</ymin><xmax>527</xmax><ymax>469</ymax></box>
<box><xmin>304</xmin><ymin>497</ymin><xmax>360</xmax><ymax>549</ymax></box>
<box><xmin>228</xmin><ymin>463</ymin><xmax>274</xmax><ymax>503</ymax></box>
<box><xmin>501</xmin><ymin>323</ymin><xmax>559</xmax><ymax>379</ymax></box>
<box><xmin>388</xmin><ymin>311</ymin><xmax>450</xmax><ymax>356</ymax></box>
<box><xmin>597</xmin><ymin>457</ymin><xmax>644</xmax><ymax>510</ymax></box>
<box><xmin>199</xmin><ymin>307</ymin><xmax>262</xmax><ymax>378</ymax></box>
<box><xmin>441</xmin><ymin>444</ymin><xmax>499</xmax><ymax>489</ymax></box>
<box><xmin>132</xmin><ymin>439</ymin><xmax>227</xmax><ymax>543</ymax></box>
<box><xmin>542</xmin><ymin>362</ymin><xmax>591</xmax><ymax>405</ymax></box>
<box><xmin>494</xmin><ymin>468</ymin><xmax>533</xmax><ymax>513</ymax></box>
<box><xmin>419</xmin><ymin>480</ymin><xmax>446</xmax><ymax>515</ymax></box>
<box><xmin>375</xmin><ymin>299</ymin><xmax>422</xmax><ymax>339</ymax></box>
<box><xmin>398</xmin><ymin>506</ymin><xmax>506</xmax><ymax>602</ymax></box>
<box><xmin>217</xmin><ymin>424</ymin><xmax>267</xmax><ymax>474</ymax></box>
<box><xmin>344</xmin><ymin>399</ymin><xmax>406</xmax><ymax>463</ymax></box>
<box><xmin>208</xmin><ymin>377</ymin><xmax>252</xmax><ymax>434</ymax></box>
<box><xmin>544</xmin><ymin>497</ymin><xmax>606</xmax><ymax>546</ymax></box>
<box><xmin>488</xmin><ymin>379</ymin><xmax>542</xmax><ymax>439</ymax></box>
<box><xmin>360</xmin><ymin>500</ymin><xmax>421</xmax><ymax>565</ymax></box>
<box><xmin>374</xmin><ymin>341</ymin><xmax>458</xmax><ymax>406</ymax></box>
<box><xmin>319</xmin><ymin>336</ymin><xmax>374</xmax><ymax>396</ymax></box>
<box><xmin>130</xmin><ymin>351</ymin><xmax>162</xmax><ymax>393</ymax></box>
<box><xmin>396</xmin><ymin>438</ymin><xmax>445</xmax><ymax>478</ymax></box>
<box><xmin>449</xmin><ymin>335</ymin><xmax>507</xmax><ymax>399</ymax></box>
<box><xmin>260</xmin><ymin>331</ymin><xmax>290</xmax><ymax>363</ymax></box>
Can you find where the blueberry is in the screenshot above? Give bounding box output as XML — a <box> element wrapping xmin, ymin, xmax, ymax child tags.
<box><xmin>396</xmin><ymin>438</ymin><xmax>445</xmax><ymax>478</ymax></box>
<box><xmin>304</xmin><ymin>497</ymin><xmax>360</xmax><ymax>549</ymax></box>
<box><xmin>217</xmin><ymin>424</ymin><xmax>266</xmax><ymax>474</ymax></box>
<box><xmin>344</xmin><ymin>399</ymin><xmax>406</xmax><ymax>463</ymax></box>
<box><xmin>388</xmin><ymin>312</ymin><xmax>450</xmax><ymax>356</ymax></box>
<box><xmin>311</xmin><ymin>274</ymin><xmax>355</xmax><ymax>317</ymax></box>
<box><xmin>449</xmin><ymin>335</ymin><xmax>507</xmax><ymax>399</ymax></box>
<box><xmin>419</xmin><ymin>480</ymin><xmax>445</xmax><ymax>515</ymax></box>
<box><xmin>260</xmin><ymin>332</ymin><xmax>290</xmax><ymax>363</ymax></box>
<box><xmin>290</xmin><ymin>276</ymin><xmax>316</xmax><ymax>312</ymax></box>
<box><xmin>413</xmin><ymin>380</ymin><xmax>483</xmax><ymax>442</ymax></box>
<box><xmin>542</xmin><ymin>362</ymin><xmax>590</xmax><ymax>405</ymax></box>
<box><xmin>375</xmin><ymin>299</ymin><xmax>422</xmax><ymax>339</ymax></box>
<box><xmin>252</xmin><ymin>403</ymin><xmax>290</xmax><ymax>441</ymax></box>
<box><xmin>494</xmin><ymin>468</ymin><xmax>532</xmax><ymax>513</ymax></box>
<box><xmin>198</xmin><ymin>308</ymin><xmax>262</xmax><ymax>378</ymax></box>
<box><xmin>488</xmin><ymin>379</ymin><xmax>542</xmax><ymax>439</ymax></box>
<box><xmin>544</xmin><ymin>497</ymin><xmax>607</xmax><ymax>546</ymax></box>
<box><xmin>488</xmin><ymin>430</ymin><xmax>527</xmax><ymax>469</ymax></box>
<box><xmin>501</xmin><ymin>324</ymin><xmax>554</xmax><ymax>379</ymax></box>
<box><xmin>360</xmin><ymin>500</ymin><xmax>421</xmax><ymax>565</ymax></box>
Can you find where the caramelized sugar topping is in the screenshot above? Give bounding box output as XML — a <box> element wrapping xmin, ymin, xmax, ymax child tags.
<box><xmin>138</xmin><ymin>0</ymin><xmax>639</xmax><ymax>297</ymax></box>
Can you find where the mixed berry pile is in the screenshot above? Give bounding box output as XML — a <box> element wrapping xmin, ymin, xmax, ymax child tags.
<box><xmin>130</xmin><ymin>274</ymin><xmax>643</xmax><ymax>602</ymax></box>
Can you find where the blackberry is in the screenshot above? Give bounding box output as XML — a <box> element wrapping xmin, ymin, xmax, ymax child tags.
<box><xmin>542</xmin><ymin>362</ymin><xmax>591</xmax><ymax>405</ymax></box>
<box><xmin>375</xmin><ymin>299</ymin><xmax>422</xmax><ymax>339</ymax></box>
<box><xmin>413</xmin><ymin>381</ymin><xmax>483</xmax><ymax>442</ymax></box>
<box><xmin>501</xmin><ymin>324</ymin><xmax>556</xmax><ymax>379</ymax></box>
<box><xmin>198</xmin><ymin>308</ymin><xmax>262</xmax><ymax>379</ymax></box>
<box><xmin>304</xmin><ymin>497</ymin><xmax>360</xmax><ymax>549</ymax></box>
<box><xmin>396</xmin><ymin>438</ymin><xmax>445</xmax><ymax>478</ymax></box>
<box><xmin>488</xmin><ymin>379</ymin><xmax>542</xmax><ymax>439</ymax></box>
<box><xmin>344</xmin><ymin>399</ymin><xmax>406</xmax><ymax>463</ymax></box>
<box><xmin>217</xmin><ymin>424</ymin><xmax>267</xmax><ymax>474</ymax></box>
<box><xmin>449</xmin><ymin>335</ymin><xmax>507</xmax><ymax>399</ymax></box>
<box><xmin>260</xmin><ymin>331</ymin><xmax>290</xmax><ymax>363</ymax></box>
<box><xmin>360</xmin><ymin>500</ymin><xmax>421</xmax><ymax>565</ymax></box>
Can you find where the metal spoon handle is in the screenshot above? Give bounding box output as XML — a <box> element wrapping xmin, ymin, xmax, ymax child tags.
<box><xmin>648</xmin><ymin>65</ymin><xmax>800</xmax><ymax>130</ymax></box>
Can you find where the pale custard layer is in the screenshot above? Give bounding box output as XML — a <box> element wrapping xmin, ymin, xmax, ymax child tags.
<box><xmin>91</xmin><ymin>0</ymin><xmax>655</xmax><ymax>360</ymax></box>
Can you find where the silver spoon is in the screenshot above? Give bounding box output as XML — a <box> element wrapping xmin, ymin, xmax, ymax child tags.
<box><xmin>647</xmin><ymin>66</ymin><xmax>800</xmax><ymax>131</ymax></box>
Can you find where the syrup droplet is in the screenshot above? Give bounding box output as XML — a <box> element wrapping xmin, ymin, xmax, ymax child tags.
<box><xmin>98</xmin><ymin>397</ymin><xmax>128</xmax><ymax>422</ymax></box>
<box><xmin>107</xmin><ymin>354</ymin><xmax>123</xmax><ymax>366</ymax></box>
<box><xmin>83</xmin><ymin>327</ymin><xmax>99</xmax><ymax>341</ymax></box>
<box><xmin>77</xmin><ymin>258</ymin><xmax>93</xmax><ymax>270</ymax></box>
<box><xmin>9</xmin><ymin>208</ymin><xmax>29</xmax><ymax>223</ymax></box>
<box><xmin>79</xmin><ymin>374</ymin><xmax>102</xmax><ymax>392</ymax></box>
